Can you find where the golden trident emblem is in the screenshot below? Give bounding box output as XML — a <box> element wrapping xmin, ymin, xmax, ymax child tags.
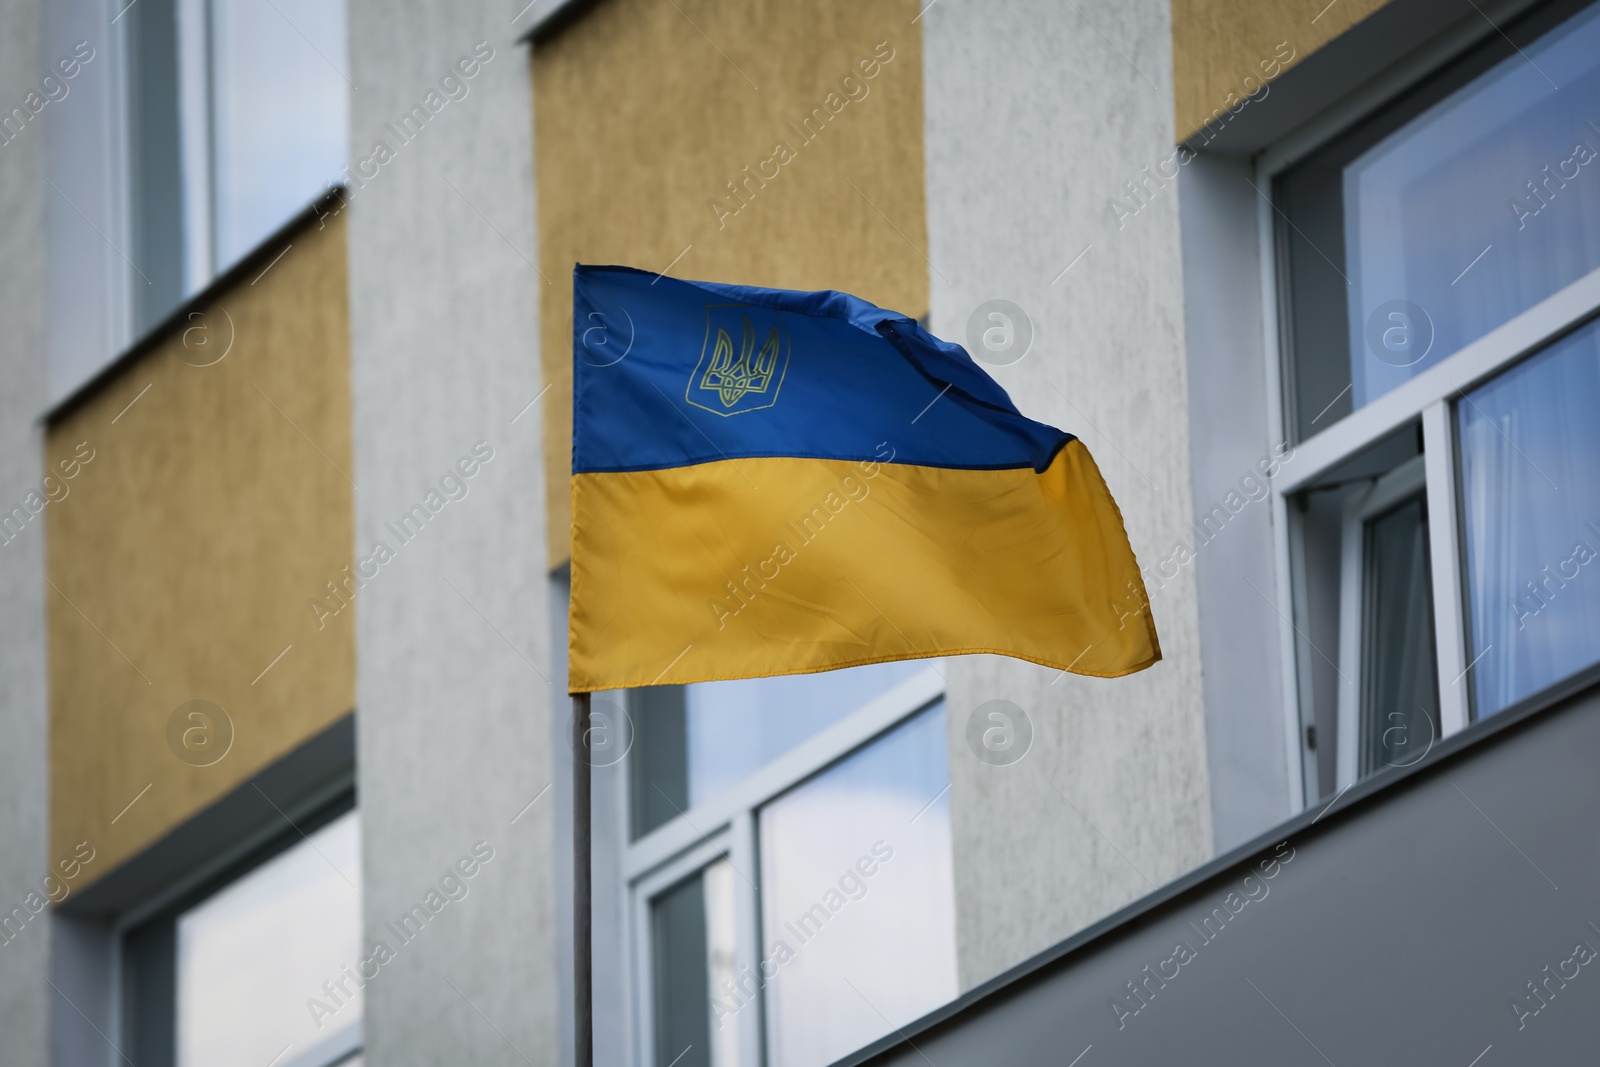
<box><xmin>700</xmin><ymin>315</ymin><xmax>782</xmax><ymax>408</ymax></box>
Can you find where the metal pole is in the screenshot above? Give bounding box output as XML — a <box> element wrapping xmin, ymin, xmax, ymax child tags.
<box><xmin>572</xmin><ymin>691</ymin><xmax>593</xmax><ymax>1067</ymax></box>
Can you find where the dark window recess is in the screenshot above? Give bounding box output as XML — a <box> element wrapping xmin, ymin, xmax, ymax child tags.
<box><xmin>631</xmin><ymin>686</ymin><xmax>690</xmax><ymax>840</ymax></box>
<box><xmin>1275</xmin><ymin>155</ymin><xmax>1350</xmax><ymax>437</ymax></box>
<box><xmin>1360</xmin><ymin>496</ymin><xmax>1442</xmax><ymax>775</ymax></box>
<box><xmin>123</xmin><ymin>916</ymin><xmax>177</xmax><ymax>1067</ymax></box>
<box><xmin>126</xmin><ymin>0</ymin><xmax>186</xmax><ymax>333</ymax></box>
<box><xmin>652</xmin><ymin>872</ymin><xmax>711</xmax><ymax>1067</ymax></box>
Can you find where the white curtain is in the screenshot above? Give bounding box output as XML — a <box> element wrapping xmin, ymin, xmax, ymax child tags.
<box><xmin>1458</xmin><ymin>320</ymin><xmax>1600</xmax><ymax>714</ymax></box>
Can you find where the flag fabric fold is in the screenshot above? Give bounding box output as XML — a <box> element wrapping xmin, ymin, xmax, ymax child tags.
<box><xmin>567</xmin><ymin>264</ymin><xmax>1159</xmax><ymax>692</ymax></box>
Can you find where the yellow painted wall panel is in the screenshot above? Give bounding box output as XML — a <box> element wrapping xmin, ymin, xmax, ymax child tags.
<box><xmin>533</xmin><ymin>0</ymin><xmax>927</xmax><ymax>566</ymax></box>
<box><xmin>46</xmin><ymin>212</ymin><xmax>355</xmax><ymax>886</ymax></box>
<box><xmin>1172</xmin><ymin>0</ymin><xmax>1393</xmax><ymax>142</ymax></box>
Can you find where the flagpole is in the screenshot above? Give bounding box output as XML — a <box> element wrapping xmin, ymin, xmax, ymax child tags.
<box><xmin>572</xmin><ymin>690</ymin><xmax>593</xmax><ymax>1067</ymax></box>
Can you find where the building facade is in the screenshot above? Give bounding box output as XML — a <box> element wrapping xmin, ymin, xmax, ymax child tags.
<box><xmin>1</xmin><ymin>0</ymin><xmax>1597</xmax><ymax>1063</ymax></box>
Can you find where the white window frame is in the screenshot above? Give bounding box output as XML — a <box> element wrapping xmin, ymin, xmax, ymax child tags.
<box><xmin>629</xmin><ymin>831</ymin><xmax>742</xmax><ymax>1067</ymax></box>
<box><xmin>613</xmin><ymin>665</ymin><xmax>947</xmax><ymax>1067</ymax></box>
<box><xmin>1255</xmin><ymin>5</ymin><xmax>1600</xmax><ymax>806</ymax></box>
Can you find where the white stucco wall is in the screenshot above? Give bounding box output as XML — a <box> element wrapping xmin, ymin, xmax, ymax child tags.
<box><xmin>0</xmin><ymin>0</ymin><xmax>52</xmax><ymax>1060</ymax></box>
<box><xmin>345</xmin><ymin>6</ymin><xmax>558</xmax><ymax>1064</ymax></box>
<box><xmin>922</xmin><ymin>0</ymin><xmax>1214</xmax><ymax>990</ymax></box>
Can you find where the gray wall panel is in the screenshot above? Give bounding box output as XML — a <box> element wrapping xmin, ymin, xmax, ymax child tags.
<box><xmin>923</xmin><ymin>0</ymin><xmax>1213</xmax><ymax>991</ymax></box>
<box><xmin>346</xmin><ymin>7</ymin><xmax>557</xmax><ymax>1065</ymax></box>
<box><xmin>0</xmin><ymin>0</ymin><xmax>53</xmax><ymax>1061</ymax></box>
<box><xmin>847</xmin><ymin>678</ymin><xmax>1600</xmax><ymax>1065</ymax></box>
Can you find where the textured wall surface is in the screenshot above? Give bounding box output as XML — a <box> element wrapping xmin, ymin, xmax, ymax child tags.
<box><xmin>923</xmin><ymin>0</ymin><xmax>1214</xmax><ymax>991</ymax></box>
<box><xmin>533</xmin><ymin>0</ymin><xmax>926</xmax><ymax>565</ymax></box>
<box><xmin>0</xmin><ymin>0</ymin><xmax>52</xmax><ymax>1059</ymax></box>
<box><xmin>346</xmin><ymin>4</ymin><xmax>557</xmax><ymax>1065</ymax></box>
<box><xmin>1170</xmin><ymin>0</ymin><xmax>1393</xmax><ymax>140</ymax></box>
<box><xmin>46</xmin><ymin>213</ymin><xmax>355</xmax><ymax>884</ymax></box>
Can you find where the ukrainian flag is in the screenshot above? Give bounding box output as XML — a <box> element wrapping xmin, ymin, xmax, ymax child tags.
<box><xmin>568</xmin><ymin>265</ymin><xmax>1159</xmax><ymax>692</ymax></box>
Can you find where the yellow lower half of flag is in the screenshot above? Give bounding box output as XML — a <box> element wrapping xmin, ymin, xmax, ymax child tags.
<box><xmin>568</xmin><ymin>440</ymin><xmax>1159</xmax><ymax>692</ymax></box>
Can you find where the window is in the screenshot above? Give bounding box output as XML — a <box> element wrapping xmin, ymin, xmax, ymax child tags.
<box><xmin>1276</xmin><ymin>0</ymin><xmax>1600</xmax><ymax>440</ymax></box>
<box><xmin>1269</xmin><ymin>0</ymin><xmax>1600</xmax><ymax>800</ymax></box>
<box><xmin>756</xmin><ymin>702</ymin><xmax>957</xmax><ymax>1067</ymax></box>
<box><xmin>1458</xmin><ymin>316</ymin><xmax>1600</xmax><ymax>715</ymax></box>
<box><xmin>1344</xmin><ymin>457</ymin><xmax>1440</xmax><ymax>782</ymax></box>
<box><xmin>125</xmin><ymin>0</ymin><xmax>348</xmax><ymax>331</ymax></box>
<box><xmin>1287</xmin><ymin>426</ymin><xmax>1439</xmax><ymax>795</ymax></box>
<box><xmin>123</xmin><ymin>806</ymin><xmax>363</xmax><ymax>1067</ymax></box>
<box><xmin>629</xmin><ymin>663</ymin><xmax>928</xmax><ymax>839</ymax></box>
<box><xmin>621</xmin><ymin>664</ymin><xmax>956</xmax><ymax>1067</ymax></box>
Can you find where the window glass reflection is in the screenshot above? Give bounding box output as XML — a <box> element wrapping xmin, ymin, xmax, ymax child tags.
<box><xmin>176</xmin><ymin>810</ymin><xmax>362</xmax><ymax>1067</ymax></box>
<box><xmin>1459</xmin><ymin>316</ymin><xmax>1600</xmax><ymax>714</ymax></box>
<box><xmin>630</xmin><ymin>661</ymin><xmax>932</xmax><ymax>839</ymax></box>
<box><xmin>124</xmin><ymin>0</ymin><xmax>348</xmax><ymax>329</ymax></box>
<box><xmin>1278</xmin><ymin>1</ymin><xmax>1600</xmax><ymax>435</ymax></box>
<box><xmin>758</xmin><ymin>701</ymin><xmax>957</xmax><ymax>1067</ymax></box>
<box><xmin>210</xmin><ymin>0</ymin><xmax>348</xmax><ymax>270</ymax></box>
<box><xmin>1344</xmin><ymin>1</ymin><xmax>1600</xmax><ymax>405</ymax></box>
<box><xmin>687</xmin><ymin>661</ymin><xmax>928</xmax><ymax>806</ymax></box>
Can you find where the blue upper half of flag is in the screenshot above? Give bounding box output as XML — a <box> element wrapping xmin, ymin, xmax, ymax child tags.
<box><xmin>571</xmin><ymin>265</ymin><xmax>1071</xmax><ymax>474</ymax></box>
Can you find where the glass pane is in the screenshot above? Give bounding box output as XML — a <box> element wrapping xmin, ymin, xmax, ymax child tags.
<box><xmin>177</xmin><ymin>809</ymin><xmax>361</xmax><ymax>1067</ymax></box>
<box><xmin>1360</xmin><ymin>497</ymin><xmax>1440</xmax><ymax>774</ymax></box>
<box><xmin>650</xmin><ymin>858</ymin><xmax>739</xmax><ymax>1067</ymax></box>
<box><xmin>758</xmin><ymin>702</ymin><xmax>957</xmax><ymax>1067</ymax></box>
<box><xmin>631</xmin><ymin>660</ymin><xmax>932</xmax><ymax>839</ymax></box>
<box><xmin>687</xmin><ymin>662</ymin><xmax>928</xmax><ymax>806</ymax></box>
<box><xmin>1345</xmin><ymin>2</ymin><xmax>1600</xmax><ymax>403</ymax></box>
<box><xmin>1280</xmin><ymin>1</ymin><xmax>1600</xmax><ymax>434</ymax></box>
<box><xmin>1459</xmin><ymin>316</ymin><xmax>1600</xmax><ymax>714</ymax></box>
<box><xmin>210</xmin><ymin>0</ymin><xmax>348</xmax><ymax>270</ymax></box>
